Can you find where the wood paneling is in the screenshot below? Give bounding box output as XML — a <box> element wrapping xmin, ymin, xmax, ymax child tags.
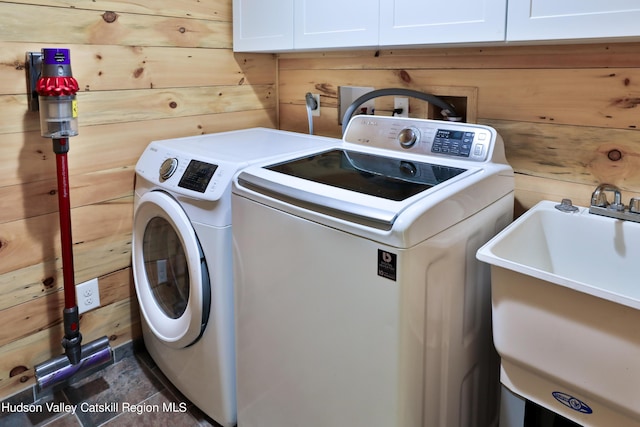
<box><xmin>277</xmin><ymin>43</ymin><xmax>640</xmax><ymax>211</ymax></box>
<box><xmin>7</xmin><ymin>0</ymin><xmax>232</xmax><ymax>22</ymax></box>
<box><xmin>0</xmin><ymin>111</ymin><xmax>275</xmax><ymax>189</ymax></box>
<box><xmin>279</xmin><ymin>68</ymin><xmax>640</xmax><ymax>130</ymax></box>
<box><xmin>0</xmin><ymin>0</ymin><xmax>276</xmax><ymax>401</ymax></box>
<box><xmin>0</xmin><ymin>84</ymin><xmax>275</xmax><ymax>134</ymax></box>
<box><xmin>1</xmin><ymin>43</ymin><xmax>275</xmax><ymax>95</ymax></box>
<box><xmin>278</xmin><ymin>43</ymin><xmax>640</xmax><ymax>69</ymax></box>
<box><xmin>1</xmin><ymin>3</ymin><xmax>231</xmax><ymax>48</ymax></box>
<box><xmin>483</xmin><ymin>119</ymin><xmax>640</xmax><ymax>191</ymax></box>
<box><xmin>0</xmin><ymin>196</ymin><xmax>133</xmax><ymax>275</ymax></box>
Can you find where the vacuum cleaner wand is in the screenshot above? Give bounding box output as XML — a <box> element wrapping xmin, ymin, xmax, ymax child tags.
<box><xmin>33</xmin><ymin>49</ymin><xmax>112</xmax><ymax>388</ymax></box>
<box><xmin>54</xmin><ymin>137</ymin><xmax>83</xmax><ymax>365</ymax></box>
<box><xmin>36</xmin><ymin>48</ymin><xmax>83</xmax><ymax>366</ymax></box>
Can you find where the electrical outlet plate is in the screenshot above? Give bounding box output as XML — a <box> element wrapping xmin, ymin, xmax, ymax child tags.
<box><xmin>339</xmin><ymin>86</ymin><xmax>375</xmax><ymax>124</ymax></box>
<box><xmin>394</xmin><ymin>97</ymin><xmax>409</xmax><ymax>118</ymax></box>
<box><xmin>77</xmin><ymin>278</ymin><xmax>100</xmax><ymax>314</ymax></box>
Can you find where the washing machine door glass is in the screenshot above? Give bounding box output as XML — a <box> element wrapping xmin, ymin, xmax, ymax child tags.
<box><xmin>142</xmin><ymin>217</ymin><xmax>189</xmax><ymax>319</ymax></box>
<box><xmin>133</xmin><ymin>190</ymin><xmax>210</xmax><ymax>349</ymax></box>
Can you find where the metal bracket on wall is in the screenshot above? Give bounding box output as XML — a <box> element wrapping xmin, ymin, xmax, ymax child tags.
<box><xmin>25</xmin><ymin>51</ymin><xmax>43</xmax><ymax>112</ymax></box>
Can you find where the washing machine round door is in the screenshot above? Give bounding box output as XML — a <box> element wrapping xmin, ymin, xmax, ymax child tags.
<box><xmin>132</xmin><ymin>190</ymin><xmax>210</xmax><ymax>349</ymax></box>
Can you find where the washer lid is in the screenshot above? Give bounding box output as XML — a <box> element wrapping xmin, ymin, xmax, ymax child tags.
<box><xmin>237</xmin><ymin>149</ymin><xmax>479</xmax><ymax>231</ymax></box>
<box><xmin>266</xmin><ymin>149</ymin><xmax>466</xmax><ymax>202</ymax></box>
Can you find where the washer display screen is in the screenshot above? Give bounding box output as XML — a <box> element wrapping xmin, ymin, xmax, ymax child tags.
<box><xmin>432</xmin><ymin>129</ymin><xmax>475</xmax><ymax>157</ymax></box>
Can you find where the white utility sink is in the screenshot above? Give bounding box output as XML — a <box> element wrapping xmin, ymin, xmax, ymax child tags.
<box><xmin>477</xmin><ymin>200</ymin><xmax>640</xmax><ymax>427</ymax></box>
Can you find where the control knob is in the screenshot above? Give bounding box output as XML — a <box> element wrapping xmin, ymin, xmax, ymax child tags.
<box><xmin>398</xmin><ymin>127</ymin><xmax>420</xmax><ymax>148</ymax></box>
<box><xmin>159</xmin><ymin>158</ymin><xmax>178</xmax><ymax>181</ymax></box>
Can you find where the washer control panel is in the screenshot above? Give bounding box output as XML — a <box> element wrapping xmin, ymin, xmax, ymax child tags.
<box><xmin>432</xmin><ymin>129</ymin><xmax>476</xmax><ymax>157</ymax></box>
<box><xmin>343</xmin><ymin>116</ymin><xmax>497</xmax><ymax>162</ymax></box>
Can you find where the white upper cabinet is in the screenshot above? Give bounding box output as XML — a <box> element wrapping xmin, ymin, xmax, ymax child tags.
<box><xmin>294</xmin><ymin>0</ymin><xmax>378</xmax><ymax>49</ymax></box>
<box><xmin>233</xmin><ymin>0</ymin><xmax>377</xmax><ymax>51</ymax></box>
<box><xmin>233</xmin><ymin>0</ymin><xmax>294</xmax><ymax>51</ymax></box>
<box><xmin>379</xmin><ymin>0</ymin><xmax>507</xmax><ymax>45</ymax></box>
<box><xmin>233</xmin><ymin>0</ymin><xmax>640</xmax><ymax>52</ymax></box>
<box><xmin>507</xmin><ymin>0</ymin><xmax>640</xmax><ymax>41</ymax></box>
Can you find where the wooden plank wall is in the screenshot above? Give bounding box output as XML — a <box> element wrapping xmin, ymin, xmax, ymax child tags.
<box><xmin>277</xmin><ymin>43</ymin><xmax>640</xmax><ymax>214</ymax></box>
<box><xmin>2</xmin><ymin>0</ymin><xmax>639</xmax><ymax>403</ymax></box>
<box><xmin>0</xmin><ymin>0</ymin><xmax>276</xmax><ymax>399</ymax></box>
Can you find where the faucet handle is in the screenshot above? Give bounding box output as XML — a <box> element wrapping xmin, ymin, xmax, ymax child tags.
<box><xmin>555</xmin><ymin>198</ymin><xmax>579</xmax><ymax>213</ymax></box>
<box><xmin>610</xmin><ymin>191</ymin><xmax>625</xmax><ymax>211</ymax></box>
<box><xmin>630</xmin><ymin>197</ymin><xmax>640</xmax><ymax>214</ymax></box>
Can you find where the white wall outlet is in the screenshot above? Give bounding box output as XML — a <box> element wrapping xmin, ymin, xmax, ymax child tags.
<box><xmin>394</xmin><ymin>97</ymin><xmax>409</xmax><ymax>118</ymax></box>
<box><xmin>339</xmin><ymin>86</ymin><xmax>375</xmax><ymax>124</ymax></box>
<box><xmin>77</xmin><ymin>278</ymin><xmax>100</xmax><ymax>314</ymax></box>
<box><xmin>311</xmin><ymin>93</ymin><xmax>320</xmax><ymax>116</ymax></box>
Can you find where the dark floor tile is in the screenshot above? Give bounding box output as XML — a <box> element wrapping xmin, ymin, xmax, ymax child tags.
<box><xmin>0</xmin><ymin>392</ymin><xmax>30</xmax><ymax>426</ymax></box>
<box><xmin>63</xmin><ymin>354</ymin><xmax>164</xmax><ymax>426</ymax></box>
<box><xmin>0</xmin><ymin>390</ymin><xmax>70</xmax><ymax>427</ymax></box>
<box><xmin>133</xmin><ymin>348</ymin><xmax>157</xmax><ymax>371</ymax></box>
<box><xmin>112</xmin><ymin>340</ymin><xmax>144</xmax><ymax>364</ymax></box>
<box><xmin>0</xmin><ymin>411</ymin><xmax>33</xmax><ymax>427</ymax></box>
<box><xmin>101</xmin><ymin>389</ymin><xmax>200</xmax><ymax>427</ymax></box>
<box><xmin>1</xmin><ymin>341</ymin><xmax>224</xmax><ymax>427</ymax></box>
<box><xmin>43</xmin><ymin>413</ymin><xmax>82</xmax><ymax>426</ymax></box>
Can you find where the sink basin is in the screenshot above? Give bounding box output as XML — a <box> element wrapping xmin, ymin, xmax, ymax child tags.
<box><xmin>476</xmin><ymin>200</ymin><xmax>640</xmax><ymax>427</ymax></box>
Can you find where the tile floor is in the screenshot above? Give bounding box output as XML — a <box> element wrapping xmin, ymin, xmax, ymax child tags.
<box><xmin>0</xmin><ymin>341</ymin><xmax>585</xmax><ymax>427</ymax></box>
<box><xmin>0</xmin><ymin>342</ymin><xmax>224</xmax><ymax>427</ymax></box>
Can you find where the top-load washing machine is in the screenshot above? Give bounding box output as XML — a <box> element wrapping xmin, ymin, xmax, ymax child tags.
<box><xmin>232</xmin><ymin>115</ymin><xmax>515</xmax><ymax>427</ymax></box>
<box><xmin>132</xmin><ymin>128</ymin><xmax>333</xmax><ymax>426</ymax></box>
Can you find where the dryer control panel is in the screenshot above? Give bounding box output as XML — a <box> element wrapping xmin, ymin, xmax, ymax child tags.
<box><xmin>177</xmin><ymin>159</ymin><xmax>219</xmax><ymax>193</ymax></box>
<box><xmin>343</xmin><ymin>116</ymin><xmax>502</xmax><ymax>163</ymax></box>
<box><xmin>136</xmin><ymin>142</ymin><xmax>237</xmax><ymax>202</ymax></box>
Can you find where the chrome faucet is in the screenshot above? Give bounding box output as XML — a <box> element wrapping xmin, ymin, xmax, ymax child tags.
<box><xmin>591</xmin><ymin>183</ymin><xmax>624</xmax><ymax>210</ymax></box>
<box><xmin>589</xmin><ymin>183</ymin><xmax>640</xmax><ymax>223</ymax></box>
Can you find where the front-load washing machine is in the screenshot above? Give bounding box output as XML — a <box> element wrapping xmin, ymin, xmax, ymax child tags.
<box><xmin>232</xmin><ymin>116</ymin><xmax>515</xmax><ymax>427</ymax></box>
<box><xmin>132</xmin><ymin>128</ymin><xmax>333</xmax><ymax>426</ymax></box>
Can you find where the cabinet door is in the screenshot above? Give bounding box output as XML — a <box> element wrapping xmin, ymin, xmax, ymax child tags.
<box><xmin>294</xmin><ymin>0</ymin><xmax>378</xmax><ymax>49</ymax></box>
<box><xmin>379</xmin><ymin>0</ymin><xmax>507</xmax><ymax>45</ymax></box>
<box><xmin>508</xmin><ymin>0</ymin><xmax>640</xmax><ymax>41</ymax></box>
<box><xmin>233</xmin><ymin>0</ymin><xmax>294</xmax><ymax>51</ymax></box>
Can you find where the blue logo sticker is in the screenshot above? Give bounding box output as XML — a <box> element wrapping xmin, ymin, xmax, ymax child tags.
<box><xmin>552</xmin><ymin>391</ymin><xmax>593</xmax><ymax>414</ymax></box>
